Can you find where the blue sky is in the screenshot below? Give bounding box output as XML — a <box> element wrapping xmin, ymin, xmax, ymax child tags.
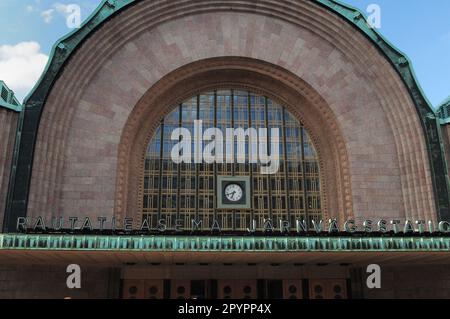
<box><xmin>0</xmin><ymin>0</ymin><xmax>449</xmax><ymax>108</ymax></box>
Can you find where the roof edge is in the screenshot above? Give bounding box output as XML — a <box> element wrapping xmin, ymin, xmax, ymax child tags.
<box><xmin>23</xmin><ymin>0</ymin><xmax>138</xmax><ymax>105</ymax></box>
<box><xmin>438</xmin><ymin>96</ymin><xmax>450</xmax><ymax>108</ymax></box>
<box><xmin>436</xmin><ymin>96</ymin><xmax>450</xmax><ymax>119</ymax></box>
<box><xmin>0</xmin><ymin>101</ymin><xmax>22</xmax><ymax>113</ymax></box>
<box><xmin>314</xmin><ymin>0</ymin><xmax>435</xmax><ymax>115</ymax></box>
<box><xmin>0</xmin><ymin>81</ymin><xmax>22</xmax><ymax>112</ymax></box>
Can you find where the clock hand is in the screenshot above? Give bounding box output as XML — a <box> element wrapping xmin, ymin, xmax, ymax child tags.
<box><xmin>226</xmin><ymin>191</ymin><xmax>236</xmax><ymax>197</ymax></box>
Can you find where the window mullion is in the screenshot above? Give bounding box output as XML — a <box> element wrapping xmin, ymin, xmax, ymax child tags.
<box><xmin>157</xmin><ymin>118</ymin><xmax>165</xmax><ymax>222</ymax></box>
<box><xmin>176</xmin><ymin>104</ymin><xmax>182</xmax><ymax>222</ymax></box>
<box><xmin>265</xmin><ymin>96</ymin><xmax>273</xmax><ymax>222</ymax></box>
<box><xmin>282</xmin><ymin>107</ymin><xmax>291</xmax><ymax>224</ymax></box>
<box><xmin>300</xmin><ymin>125</ymin><xmax>309</xmax><ymax>227</ymax></box>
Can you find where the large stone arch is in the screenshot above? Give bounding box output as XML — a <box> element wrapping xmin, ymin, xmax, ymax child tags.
<box><xmin>5</xmin><ymin>0</ymin><xmax>447</xmax><ymax>231</ymax></box>
<box><xmin>116</xmin><ymin>57</ymin><xmax>352</xmax><ymax>224</ymax></box>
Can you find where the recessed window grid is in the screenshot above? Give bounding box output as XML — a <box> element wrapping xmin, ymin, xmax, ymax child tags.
<box><xmin>1</xmin><ymin>86</ymin><xmax>9</xmax><ymax>102</ymax></box>
<box><xmin>142</xmin><ymin>89</ymin><xmax>322</xmax><ymax>231</ymax></box>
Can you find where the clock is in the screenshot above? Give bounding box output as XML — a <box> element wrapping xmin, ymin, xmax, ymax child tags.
<box><xmin>217</xmin><ymin>176</ymin><xmax>251</xmax><ymax>209</ymax></box>
<box><xmin>224</xmin><ymin>183</ymin><xmax>244</xmax><ymax>202</ymax></box>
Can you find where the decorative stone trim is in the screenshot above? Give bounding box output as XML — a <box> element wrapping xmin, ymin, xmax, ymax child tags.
<box><xmin>115</xmin><ymin>57</ymin><xmax>353</xmax><ymax>224</ymax></box>
<box><xmin>1</xmin><ymin>234</ymin><xmax>449</xmax><ymax>252</ymax></box>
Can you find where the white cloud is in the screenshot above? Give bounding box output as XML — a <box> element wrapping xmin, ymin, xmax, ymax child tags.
<box><xmin>41</xmin><ymin>8</ymin><xmax>54</xmax><ymax>23</ymax></box>
<box><xmin>0</xmin><ymin>42</ymin><xmax>49</xmax><ymax>102</ymax></box>
<box><xmin>54</xmin><ymin>3</ymin><xmax>70</xmax><ymax>15</ymax></box>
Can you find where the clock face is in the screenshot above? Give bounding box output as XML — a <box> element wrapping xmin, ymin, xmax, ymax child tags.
<box><xmin>224</xmin><ymin>183</ymin><xmax>243</xmax><ymax>202</ymax></box>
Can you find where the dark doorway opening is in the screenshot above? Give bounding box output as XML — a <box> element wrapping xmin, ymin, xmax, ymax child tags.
<box><xmin>267</xmin><ymin>280</ymin><xmax>283</xmax><ymax>299</ymax></box>
<box><xmin>191</xmin><ymin>280</ymin><xmax>206</xmax><ymax>299</ymax></box>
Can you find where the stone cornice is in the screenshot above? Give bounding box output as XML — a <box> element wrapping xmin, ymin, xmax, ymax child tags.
<box><xmin>1</xmin><ymin>234</ymin><xmax>450</xmax><ymax>252</ymax></box>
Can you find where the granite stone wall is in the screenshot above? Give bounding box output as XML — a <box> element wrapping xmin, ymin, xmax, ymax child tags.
<box><xmin>0</xmin><ymin>264</ymin><xmax>119</xmax><ymax>299</ymax></box>
<box><xmin>26</xmin><ymin>0</ymin><xmax>438</xmax><ymax>226</ymax></box>
<box><xmin>360</xmin><ymin>264</ymin><xmax>450</xmax><ymax>299</ymax></box>
<box><xmin>0</xmin><ymin>108</ymin><xmax>18</xmax><ymax>231</ymax></box>
<box><xmin>0</xmin><ymin>263</ymin><xmax>449</xmax><ymax>299</ymax></box>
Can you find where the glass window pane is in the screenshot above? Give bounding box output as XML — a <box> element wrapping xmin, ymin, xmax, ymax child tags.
<box><xmin>142</xmin><ymin>89</ymin><xmax>322</xmax><ymax>231</ymax></box>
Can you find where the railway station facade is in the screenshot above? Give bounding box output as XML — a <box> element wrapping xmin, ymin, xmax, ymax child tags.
<box><xmin>0</xmin><ymin>0</ymin><xmax>450</xmax><ymax>299</ymax></box>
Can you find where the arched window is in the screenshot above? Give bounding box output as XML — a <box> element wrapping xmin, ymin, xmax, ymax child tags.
<box><xmin>141</xmin><ymin>89</ymin><xmax>322</xmax><ymax>231</ymax></box>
